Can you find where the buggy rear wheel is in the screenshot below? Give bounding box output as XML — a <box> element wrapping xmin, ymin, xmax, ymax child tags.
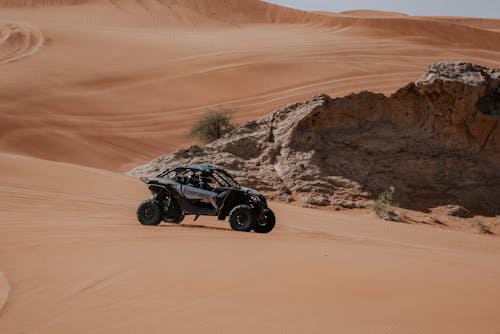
<box><xmin>229</xmin><ymin>204</ymin><xmax>256</xmax><ymax>232</ymax></box>
<box><xmin>137</xmin><ymin>199</ymin><xmax>162</xmax><ymax>226</ymax></box>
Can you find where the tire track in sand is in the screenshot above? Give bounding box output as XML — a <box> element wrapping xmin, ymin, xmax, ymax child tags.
<box><xmin>0</xmin><ymin>271</ymin><xmax>9</xmax><ymax>313</ymax></box>
<box><xmin>0</xmin><ymin>22</ymin><xmax>43</xmax><ymax>65</ymax></box>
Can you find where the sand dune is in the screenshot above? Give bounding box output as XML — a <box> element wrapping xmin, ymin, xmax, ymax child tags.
<box><xmin>1</xmin><ymin>1</ymin><xmax>500</xmax><ymax>332</ymax></box>
<box><xmin>0</xmin><ymin>0</ymin><xmax>499</xmax><ymax>170</ymax></box>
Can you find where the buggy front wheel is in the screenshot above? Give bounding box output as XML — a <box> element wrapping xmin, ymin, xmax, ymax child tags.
<box><xmin>254</xmin><ymin>209</ymin><xmax>276</xmax><ymax>234</ymax></box>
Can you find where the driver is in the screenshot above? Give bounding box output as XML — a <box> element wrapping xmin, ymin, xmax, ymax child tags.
<box><xmin>199</xmin><ymin>172</ymin><xmax>213</xmax><ymax>191</ymax></box>
<box><xmin>187</xmin><ymin>174</ymin><xmax>200</xmax><ymax>188</ymax></box>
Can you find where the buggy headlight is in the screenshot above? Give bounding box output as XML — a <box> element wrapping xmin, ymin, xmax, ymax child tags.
<box><xmin>250</xmin><ymin>195</ymin><xmax>260</xmax><ymax>203</ymax></box>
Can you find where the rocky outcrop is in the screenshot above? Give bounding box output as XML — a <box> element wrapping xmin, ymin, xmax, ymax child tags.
<box><xmin>131</xmin><ymin>62</ymin><xmax>500</xmax><ymax>214</ymax></box>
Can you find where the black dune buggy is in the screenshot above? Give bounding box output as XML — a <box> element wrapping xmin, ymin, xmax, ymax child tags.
<box><xmin>136</xmin><ymin>164</ymin><xmax>276</xmax><ymax>233</ymax></box>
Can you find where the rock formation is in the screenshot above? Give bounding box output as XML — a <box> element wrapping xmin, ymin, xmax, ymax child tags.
<box><xmin>131</xmin><ymin>62</ymin><xmax>500</xmax><ymax>214</ymax></box>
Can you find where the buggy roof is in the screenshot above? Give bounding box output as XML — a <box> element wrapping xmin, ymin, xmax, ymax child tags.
<box><xmin>184</xmin><ymin>164</ymin><xmax>219</xmax><ymax>172</ymax></box>
<box><xmin>157</xmin><ymin>164</ymin><xmax>240</xmax><ymax>187</ymax></box>
<box><xmin>157</xmin><ymin>164</ymin><xmax>231</xmax><ymax>178</ymax></box>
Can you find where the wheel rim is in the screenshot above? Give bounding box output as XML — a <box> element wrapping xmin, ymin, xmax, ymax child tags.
<box><xmin>235</xmin><ymin>212</ymin><xmax>248</xmax><ymax>227</ymax></box>
<box><xmin>258</xmin><ymin>214</ymin><xmax>269</xmax><ymax>226</ymax></box>
<box><xmin>142</xmin><ymin>205</ymin><xmax>155</xmax><ymax>220</ymax></box>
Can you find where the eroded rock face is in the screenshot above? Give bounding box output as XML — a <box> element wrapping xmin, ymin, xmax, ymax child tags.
<box><xmin>131</xmin><ymin>62</ymin><xmax>500</xmax><ymax>213</ymax></box>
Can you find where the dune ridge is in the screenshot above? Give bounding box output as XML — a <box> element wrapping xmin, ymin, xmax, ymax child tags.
<box><xmin>340</xmin><ymin>10</ymin><xmax>409</xmax><ymax>17</ymax></box>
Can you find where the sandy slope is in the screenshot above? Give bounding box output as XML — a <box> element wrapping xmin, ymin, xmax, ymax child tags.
<box><xmin>0</xmin><ymin>0</ymin><xmax>499</xmax><ymax>170</ymax></box>
<box><xmin>0</xmin><ymin>153</ymin><xmax>499</xmax><ymax>333</ymax></box>
<box><xmin>1</xmin><ymin>1</ymin><xmax>500</xmax><ymax>333</ymax></box>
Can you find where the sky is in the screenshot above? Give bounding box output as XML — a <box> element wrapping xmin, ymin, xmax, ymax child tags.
<box><xmin>264</xmin><ymin>0</ymin><xmax>500</xmax><ymax>19</ymax></box>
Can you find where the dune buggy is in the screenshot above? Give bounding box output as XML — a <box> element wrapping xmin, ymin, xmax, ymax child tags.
<box><xmin>136</xmin><ymin>164</ymin><xmax>275</xmax><ymax>233</ymax></box>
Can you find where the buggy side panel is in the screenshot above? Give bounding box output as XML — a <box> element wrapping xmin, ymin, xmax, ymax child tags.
<box><xmin>148</xmin><ymin>181</ymin><xmax>217</xmax><ymax>216</ymax></box>
<box><xmin>181</xmin><ymin>185</ymin><xmax>218</xmax><ymax>200</ymax></box>
<box><xmin>216</xmin><ymin>189</ymin><xmax>248</xmax><ymax>220</ymax></box>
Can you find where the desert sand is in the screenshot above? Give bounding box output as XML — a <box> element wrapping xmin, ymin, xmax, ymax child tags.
<box><xmin>1</xmin><ymin>1</ymin><xmax>500</xmax><ymax>333</ymax></box>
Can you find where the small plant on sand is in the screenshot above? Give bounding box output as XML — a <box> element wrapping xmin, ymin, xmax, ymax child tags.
<box><xmin>189</xmin><ymin>107</ymin><xmax>236</xmax><ymax>143</ymax></box>
<box><xmin>476</xmin><ymin>221</ymin><xmax>493</xmax><ymax>235</ymax></box>
<box><xmin>370</xmin><ymin>186</ymin><xmax>400</xmax><ymax>221</ymax></box>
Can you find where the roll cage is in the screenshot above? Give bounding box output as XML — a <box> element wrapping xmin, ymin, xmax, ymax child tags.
<box><xmin>157</xmin><ymin>165</ymin><xmax>240</xmax><ymax>189</ymax></box>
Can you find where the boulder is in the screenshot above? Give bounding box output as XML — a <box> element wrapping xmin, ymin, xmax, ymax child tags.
<box><xmin>130</xmin><ymin>62</ymin><xmax>500</xmax><ymax>213</ymax></box>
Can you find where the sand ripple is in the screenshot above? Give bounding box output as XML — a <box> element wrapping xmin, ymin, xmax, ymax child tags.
<box><xmin>0</xmin><ymin>22</ymin><xmax>43</xmax><ymax>65</ymax></box>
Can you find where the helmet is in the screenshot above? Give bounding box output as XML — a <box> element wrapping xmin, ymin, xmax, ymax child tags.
<box><xmin>187</xmin><ymin>174</ymin><xmax>200</xmax><ymax>186</ymax></box>
<box><xmin>200</xmin><ymin>171</ymin><xmax>211</xmax><ymax>182</ymax></box>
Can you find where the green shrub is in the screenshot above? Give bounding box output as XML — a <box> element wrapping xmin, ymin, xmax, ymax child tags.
<box><xmin>370</xmin><ymin>186</ymin><xmax>399</xmax><ymax>221</ymax></box>
<box><xmin>189</xmin><ymin>107</ymin><xmax>236</xmax><ymax>143</ymax></box>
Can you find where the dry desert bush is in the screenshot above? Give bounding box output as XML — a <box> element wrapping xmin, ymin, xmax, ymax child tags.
<box><xmin>189</xmin><ymin>107</ymin><xmax>236</xmax><ymax>143</ymax></box>
<box><xmin>371</xmin><ymin>186</ymin><xmax>400</xmax><ymax>221</ymax></box>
